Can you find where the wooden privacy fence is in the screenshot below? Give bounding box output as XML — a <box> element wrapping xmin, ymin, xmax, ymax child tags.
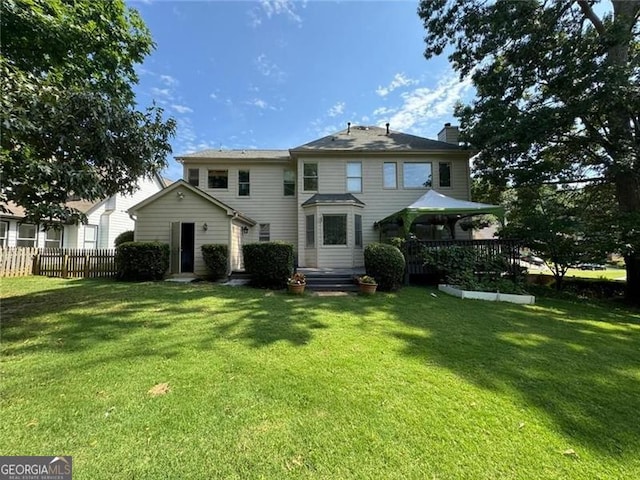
<box><xmin>0</xmin><ymin>247</ymin><xmax>117</xmax><ymax>278</ymax></box>
<box><xmin>0</xmin><ymin>247</ymin><xmax>39</xmax><ymax>277</ymax></box>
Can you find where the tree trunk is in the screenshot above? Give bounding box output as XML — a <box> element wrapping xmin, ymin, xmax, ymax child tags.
<box><xmin>625</xmin><ymin>254</ymin><xmax>640</xmax><ymax>306</ymax></box>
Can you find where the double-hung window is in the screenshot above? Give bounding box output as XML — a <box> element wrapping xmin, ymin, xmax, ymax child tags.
<box><xmin>45</xmin><ymin>228</ymin><xmax>62</xmax><ymax>248</ymax></box>
<box><xmin>383</xmin><ymin>162</ymin><xmax>397</xmax><ymax>189</ymax></box>
<box><xmin>354</xmin><ymin>214</ymin><xmax>362</xmax><ymax>248</ymax></box>
<box><xmin>0</xmin><ymin>221</ymin><xmax>8</xmax><ymax>246</ymax></box>
<box><xmin>306</xmin><ymin>215</ymin><xmax>315</xmax><ymax>248</ymax></box>
<box><xmin>346</xmin><ymin>162</ymin><xmax>362</xmax><ymax>193</ymax></box>
<box><xmin>238</xmin><ymin>170</ymin><xmax>250</xmax><ymax>196</ymax></box>
<box><xmin>283</xmin><ymin>170</ymin><xmax>295</xmax><ymax>196</ymax></box>
<box><xmin>259</xmin><ymin>223</ymin><xmax>270</xmax><ymax>241</ymax></box>
<box><xmin>188</xmin><ymin>168</ymin><xmax>200</xmax><ymax>187</ymax></box>
<box><xmin>303</xmin><ymin>163</ymin><xmax>318</xmax><ymax>191</ymax></box>
<box><xmin>17</xmin><ymin>224</ymin><xmax>37</xmax><ymax>247</ymax></box>
<box><xmin>84</xmin><ymin>225</ymin><xmax>98</xmax><ymax>249</ymax></box>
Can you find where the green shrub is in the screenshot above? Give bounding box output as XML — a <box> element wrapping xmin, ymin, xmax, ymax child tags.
<box><xmin>201</xmin><ymin>244</ymin><xmax>228</xmax><ymax>280</ymax></box>
<box><xmin>116</xmin><ymin>242</ymin><xmax>170</xmax><ymax>281</ymax></box>
<box><xmin>364</xmin><ymin>242</ymin><xmax>405</xmax><ymax>291</ymax></box>
<box><xmin>243</xmin><ymin>242</ymin><xmax>294</xmax><ymax>288</ymax></box>
<box><xmin>423</xmin><ymin>245</ymin><xmax>527</xmax><ymax>293</ymax></box>
<box><xmin>114</xmin><ymin>230</ymin><xmax>134</xmax><ymax>247</ymax></box>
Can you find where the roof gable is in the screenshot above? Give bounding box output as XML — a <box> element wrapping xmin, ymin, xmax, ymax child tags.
<box><xmin>291</xmin><ymin>126</ymin><xmax>464</xmax><ymax>153</ymax></box>
<box><xmin>128</xmin><ymin>179</ymin><xmax>256</xmax><ymax>226</ymax></box>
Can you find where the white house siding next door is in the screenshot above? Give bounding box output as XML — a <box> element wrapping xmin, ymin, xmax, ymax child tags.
<box><xmin>230</xmin><ymin>224</ymin><xmax>244</xmax><ymax>271</ymax></box>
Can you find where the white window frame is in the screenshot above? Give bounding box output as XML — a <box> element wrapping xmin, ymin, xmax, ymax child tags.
<box><xmin>306</xmin><ymin>215</ymin><xmax>315</xmax><ymax>248</ymax></box>
<box><xmin>0</xmin><ymin>221</ymin><xmax>8</xmax><ymax>247</ymax></box>
<box><xmin>283</xmin><ymin>170</ymin><xmax>295</xmax><ymax>196</ymax></box>
<box><xmin>208</xmin><ymin>169</ymin><xmax>228</xmax><ymax>189</ymax></box>
<box><xmin>238</xmin><ymin>170</ymin><xmax>250</xmax><ymax>196</ymax></box>
<box><xmin>188</xmin><ymin>168</ymin><xmax>200</xmax><ymax>187</ymax></box>
<box><xmin>303</xmin><ymin>163</ymin><xmax>318</xmax><ymax>192</ymax></box>
<box><xmin>439</xmin><ymin>161</ymin><xmax>452</xmax><ymax>188</ymax></box>
<box><xmin>259</xmin><ymin>223</ymin><xmax>270</xmax><ymax>242</ymax></box>
<box><xmin>346</xmin><ymin>162</ymin><xmax>362</xmax><ymax>193</ymax></box>
<box><xmin>44</xmin><ymin>228</ymin><xmax>63</xmax><ymax>248</ymax></box>
<box><xmin>403</xmin><ymin>162</ymin><xmax>432</xmax><ymax>189</ymax></box>
<box><xmin>17</xmin><ymin>223</ymin><xmax>37</xmax><ymax>248</ymax></box>
<box><xmin>383</xmin><ymin>162</ymin><xmax>397</xmax><ymax>189</ymax></box>
<box><xmin>84</xmin><ymin>225</ymin><xmax>98</xmax><ymax>249</ymax></box>
<box><xmin>322</xmin><ymin>214</ymin><xmax>347</xmax><ymax>246</ymax></box>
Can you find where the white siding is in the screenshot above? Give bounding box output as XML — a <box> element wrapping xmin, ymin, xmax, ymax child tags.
<box><xmin>295</xmin><ymin>153</ymin><xmax>471</xmax><ymax>267</ymax></box>
<box><xmin>185</xmin><ymin>162</ymin><xmax>298</xmax><ymax>247</ymax></box>
<box><xmin>134</xmin><ymin>185</ymin><xmax>231</xmax><ymax>276</ymax></box>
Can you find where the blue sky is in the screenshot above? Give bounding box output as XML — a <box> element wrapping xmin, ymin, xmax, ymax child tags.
<box><xmin>129</xmin><ymin>0</ymin><xmax>474</xmax><ymax>180</ymax></box>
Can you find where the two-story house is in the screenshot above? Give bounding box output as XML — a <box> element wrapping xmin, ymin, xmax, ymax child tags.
<box><xmin>0</xmin><ymin>174</ymin><xmax>167</xmax><ymax>249</ymax></box>
<box><xmin>129</xmin><ymin>124</ymin><xmax>490</xmax><ymax>276</ymax></box>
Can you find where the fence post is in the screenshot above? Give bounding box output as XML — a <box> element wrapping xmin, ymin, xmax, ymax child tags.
<box><xmin>32</xmin><ymin>252</ymin><xmax>40</xmax><ymax>276</ymax></box>
<box><xmin>84</xmin><ymin>253</ymin><xmax>90</xmax><ymax>278</ymax></box>
<box><xmin>62</xmin><ymin>253</ymin><xmax>69</xmax><ymax>278</ymax></box>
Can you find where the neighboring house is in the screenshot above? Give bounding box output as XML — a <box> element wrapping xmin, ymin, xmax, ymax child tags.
<box><xmin>130</xmin><ymin>123</ymin><xmax>483</xmax><ymax>276</ymax></box>
<box><xmin>0</xmin><ymin>175</ymin><xmax>168</xmax><ymax>249</ymax></box>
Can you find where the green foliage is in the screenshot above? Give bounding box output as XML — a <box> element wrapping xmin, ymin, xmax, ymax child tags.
<box><xmin>364</xmin><ymin>242</ymin><xmax>405</xmax><ymax>291</ymax></box>
<box><xmin>201</xmin><ymin>244</ymin><xmax>228</xmax><ymax>281</ymax></box>
<box><xmin>418</xmin><ymin>0</ymin><xmax>640</xmax><ymax>303</ymax></box>
<box><xmin>0</xmin><ymin>0</ymin><xmax>176</xmax><ymax>227</ymax></box>
<box><xmin>115</xmin><ymin>242</ymin><xmax>169</xmax><ymax>281</ymax></box>
<box><xmin>424</xmin><ymin>245</ymin><xmax>526</xmax><ymax>294</ymax></box>
<box><xmin>114</xmin><ymin>230</ymin><xmax>134</xmax><ymax>247</ymax></box>
<box><xmin>499</xmin><ymin>186</ymin><xmax>588</xmax><ymax>290</ymax></box>
<box><xmin>242</xmin><ymin>242</ymin><xmax>294</xmax><ymax>289</ymax></box>
<box><xmin>387</xmin><ymin>237</ymin><xmax>406</xmax><ymax>250</ymax></box>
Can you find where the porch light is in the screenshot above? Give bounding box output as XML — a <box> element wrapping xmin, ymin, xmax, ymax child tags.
<box><xmin>202</xmin><ymin>223</ymin><xmax>208</xmax><ymax>231</ymax></box>
<box><xmin>242</xmin><ymin>226</ymin><xmax>249</xmax><ymax>234</ymax></box>
<box><xmin>177</xmin><ymin>191</ymin><xmax>185</xmax><ymax>200</ymax></box>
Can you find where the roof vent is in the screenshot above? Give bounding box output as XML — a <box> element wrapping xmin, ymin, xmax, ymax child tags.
<box><xmin>347</xmin><ymin>122</ymin><xmax>351</xmax><ymax>134</ymax></box>
<box><xmin>386</xmin><ymin>122</ymin><xmax>390</xmax><ymax>135</ymax></box>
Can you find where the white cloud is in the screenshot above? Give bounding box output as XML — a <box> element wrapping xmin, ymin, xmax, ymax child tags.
<box><xmin>209</xmin><ymin>92</ymin><xmax>218</xmax><ymax>100</ymax></box>
<box><xmin>255</xmin><ymin>54</ymin><xmax>286</xmax><ymax>82</ymax></box>
<box><xmin>327</xmin><ymin>101</ymin><xmax>345</xmax><ymax>117</ymax></box>
<box><xmin>377</xmin><ymin>73</ymin><xmax>472</xmax><ymax>132</ymax></box>
<box><xmin>376</xmin><ymin>73</ymin><xmax>419</xmax><ymax>97</ymax></box>
<box><xmin>171</xmin><ymin>104</ymin><xmax>194</xmax><ymax>114</ymax></box>
<box><xmin>247</xmin><ymin>98</ymin><xmax>269</xmax><ymax>109</ymax></box>
<box><xmin>373</xmin><ymin>106</ymin><xmax>396</xmax><ymax>117</ymax></box>
<box><xmin>151</xmin><ymin>87</ymin><xmax>172</xmax><ymax>99</ymax></box>
<box><xmin>249</xmin><ymin>0</ymin><xmax>303</xmax><ymax>28</ymax></box>
<box><xmin>160</xmin><ymin>74</ymin><xmax>177</xmax><ymax>86</ymax></box>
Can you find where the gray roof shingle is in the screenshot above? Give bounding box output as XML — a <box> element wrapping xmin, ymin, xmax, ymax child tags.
<box><xmin>292</xmin><ymin>126</ymin><xmax>463</xmax><ymax>152</ymax></box>
<box><xmin>301</xmin><ymin>193</ymin><xmax>365</xmax><ymax>207</ymax></box>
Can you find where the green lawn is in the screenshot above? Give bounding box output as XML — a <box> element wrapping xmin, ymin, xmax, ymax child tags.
<box><xmin>528</xmin><ymin>266</ymin><xmax>627</xmax><ymax>281</ymax></box>
<box><xmin>1</xmin><ymin>277</ymin><xmax>639</xmax><ymax>479</ymax></box>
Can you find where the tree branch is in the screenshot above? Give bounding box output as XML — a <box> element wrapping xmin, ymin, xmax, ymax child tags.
<box><xmin>576</xmin><ymin>0</ymin><xmax>605</xmax><ymax>35</ymax></box>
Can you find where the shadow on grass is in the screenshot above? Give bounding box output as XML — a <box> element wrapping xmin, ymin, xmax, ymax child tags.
<box><xmin>385</xmin><ymin>288</ymin><xmax>640</xmax><ymax>457</ymax></box>
<box><xmin>2</xmin><ymin>278</ymin><xmax>639</xmax><ymax>457</ymax></box>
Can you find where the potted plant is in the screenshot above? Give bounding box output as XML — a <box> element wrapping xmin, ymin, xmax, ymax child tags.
<box><xmin>357</xmin><ymin>275</ymin><xmax>378</xmax><ymax>295</ymax></box>
<box><xmin>287</xmin><ymin>272</ymin><xmax>306</xmax><ymax>294</ymax></box>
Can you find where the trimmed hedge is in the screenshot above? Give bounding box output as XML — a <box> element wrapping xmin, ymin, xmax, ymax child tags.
<box><xmin>364</xmin><ymin>242</ymin><xmax>406</xmax><ymax>291</ymax></box>
<box><xmin>201</xmin><ymin>244</ymin><xmax>228</xmax><ymax>280</ymax></box>
<box><xmin>114</xmin><ymin>230</ymin><xmax>134</xmax><ymax>247</ymax></box>
<box><xmin>243</xmin><ymin>242</ymin><xmax>294</xmax><ymax>288</ymax></box>
<box><xmin>116</xmin><ymin>242</ymin><xmax>170</xmax><ymax>281</ymax></box>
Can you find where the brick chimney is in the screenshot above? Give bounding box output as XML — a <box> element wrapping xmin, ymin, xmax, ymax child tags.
<box><xmin>437</xmin><ymin>122</ymin><xmax>459</xmax><ymax>145</ymax></box>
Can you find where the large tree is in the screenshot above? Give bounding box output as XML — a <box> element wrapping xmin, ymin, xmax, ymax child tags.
<box><xmin>1</xmin><ymin>0</ymin><xmax>176</xmax><ymax>227</ymax></box>
<box><xmin>418</xmin><ymin>0</ymin><xmax>639</xmax><ymax>302</ymax></box>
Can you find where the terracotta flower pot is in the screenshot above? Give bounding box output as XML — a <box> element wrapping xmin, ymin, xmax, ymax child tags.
<box><xmin>358</xmin><ymin>282</ymin><xmax>377</xmax><ymax>295</ymax></box>
<box><xmin>288</xmin><ymin>283</ymin><xmax>305</xmax><ymax>295</ymax></box>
